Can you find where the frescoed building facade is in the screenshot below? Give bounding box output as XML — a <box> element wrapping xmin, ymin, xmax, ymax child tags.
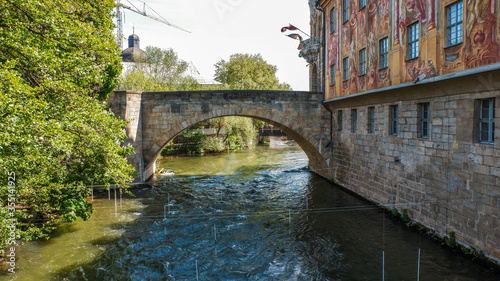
<box><xmin>307</xmin><ymin>0</ymin><xmax>500</xmax><ymax>99</ymax></box>
<box><xmin>302</xmin><ymin>0</ymin><xmax>500</xmax><ymax>262</ymax></box>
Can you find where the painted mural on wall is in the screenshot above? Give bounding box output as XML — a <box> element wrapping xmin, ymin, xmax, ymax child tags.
<box><xmin>328</xmin><ymin>31</ymin><xmax>340</xmax><ymax>97</ymax></box>
<box><xmin>342</xmin><ymin>24</ymin><xmax>350</xmax><ymax>60</ymax></box>
<box><xmin>465</xmin><ymin>0</ymin><xmax>499</xmax><ymax>68</ymax></box>
<box><xmin>318</xmin><ymin>0</ymin><xmax>500</xmax><ymax>98</ymax></box>
<box><xmin>367</xmin><ymin>1</ymin><xmax>379</xmax><ymax>90</ymax></box>
<box><xmin>358</xmin><ymin>6</ymin><xmax>368</xmax><ymax>47</ymax></box>
<box><xmin>349</xmin><ymin>1</ymin><xmax>359</xmax><ymax>93</ymax></box>
<box><xmin>348</xmin><ymin>42</ymin><xmax>359</xmax><ymax>93</ymax></box>
<box><xmin>399</xmin><ymin>0</ymin><xmax>427</xmax><ymax>41</ymax></box>
<box><xmin>377</xmin><ymin>0</ymin><xmax>390</xmax><ymax>36</ymax></box>
<box><xmin>442</xmin><ymin>43</ymin><xmax>466</xmax><ymax>74</ymax></box>
<box><xmin>405</xmin><ymin>58</ymin><xmax>438</xmax><ymax>83</ymax></box>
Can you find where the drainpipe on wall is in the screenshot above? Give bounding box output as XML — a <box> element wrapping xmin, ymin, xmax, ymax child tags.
<box><xmin>315</xmin><ymin>2</ymin><xmax>326</xmax><ymax>94</ymax></box>
<box><xmin>315</xmin><ymin>2</ymin><xmax>333</xmax><ymax>156</ymax></box>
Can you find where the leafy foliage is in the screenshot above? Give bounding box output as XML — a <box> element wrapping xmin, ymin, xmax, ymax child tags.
<box><xmin>0</xmin><ymin>0</ymin><xmax>134</xmax><ymax>250</ymax></box>
<box><xmin>201</xmin><ymin>137</ymin><xmax>226</xmax><ymax>153</ymax></box>
<box><xmin>202</xmin><ymin>117</ymin><xmax>258</xmax><ymax>152</ymax></box>
<box><xmin>214</xmin><ymin>53</ymin><xmax>292</xmax><ymax>90</ymax></box>
<box><xmin>161</xmin><ymin>131</ymin><xmax>207</xmax><ymax>156</ymax></box>
<box><xmin>120</xmin><ymin>46</ymin><xmax>201</xmax><ymax>91</ymax></box>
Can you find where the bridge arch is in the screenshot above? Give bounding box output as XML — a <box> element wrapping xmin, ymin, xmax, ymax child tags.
<box><xmin>108</xmin><ymin>90</ymin><xmax>332</xmax><ymax>181</ymax></box>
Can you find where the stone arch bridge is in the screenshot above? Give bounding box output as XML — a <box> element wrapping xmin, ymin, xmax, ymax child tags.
<box><xmin>108</xmin><ymin>90</ymin><xmax>333</xmax><ymax>182</ymax></box>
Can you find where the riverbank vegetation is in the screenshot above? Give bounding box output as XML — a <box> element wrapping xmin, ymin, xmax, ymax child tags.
<box><xmin>161</xmin><ymin>117</ymin><xmax>259</xmax><ymax>156</ymax></box>
<box><xmin>0</xmin><ymin>0</ymin><xmax>134</xmax><ymax>251</ymax></box>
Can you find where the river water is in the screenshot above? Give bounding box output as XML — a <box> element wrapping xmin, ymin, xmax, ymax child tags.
<box><xmin>2</xmin><ymin>140</ymin><xmax>499</xmax><ymax>280</ymax></box>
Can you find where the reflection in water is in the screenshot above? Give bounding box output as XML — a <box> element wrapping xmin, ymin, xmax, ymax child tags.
<box><xmin>2</xmin><ymin>141</ymin><xmax>499</xmax><ymax>280</ymax></box>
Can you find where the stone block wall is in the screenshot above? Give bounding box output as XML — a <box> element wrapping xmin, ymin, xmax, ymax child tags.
<box><xmin>325</xmin><ymin>72</ymin><xmax>500</xmax><ymax>262</ymax></box>
<box><xmin>108</xmin><ymin>91</ymin><xmax>144</xmax><ymax>182</ymax></box>
<box><xmin>109</xmin><ymin>90</ymin><xmax>332</xmax><ymax>182</ymax></box>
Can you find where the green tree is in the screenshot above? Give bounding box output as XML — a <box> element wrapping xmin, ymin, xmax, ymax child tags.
<box><xmin>214</xmin><ymin>53</ymin><xmax>292</xmax><ymax>90</ymax></box>
<box><xmin>120</xmin><ymin>46</ymin><xmax>201</xmax><ymax>91</ymax></box>
<box><xmin>203</xmin><ymin>117</ymin><xmax>257</xmax><ymax>152</ymax></box>
<box><xmin>0</xmin><ymin>0</ymin><xmax>134</xmax><ymax>250</ymax></box>
<box><xmin>161</xmin><ymin>53</ymin><xmax>290</xmax><ymax>157</ymax></box>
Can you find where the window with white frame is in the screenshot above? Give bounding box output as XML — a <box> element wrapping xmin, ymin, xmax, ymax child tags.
<box><xmin>390</xmin><ymin>105</ymin><xmax>398</xmax><ymax>136</ymax></box>
<box><xmin>343</xmin><ymin>0</ymin><xmax>349</xmax><ymax>23</ymax></box>
<box><xmin>479</xmin><ymin>98</ymin><xmax>495</xmax><ymax>144</ymax></box>
<box><xmin>330</xmin><ymin>64</ymin><xmax>335</xmax><ymax>86</ymax></box>
<box><xmin>343</xmin><ymin>57</ymin><xmax>349</xmax><ymax>81</ymax></box>
<box><xmin>368</xmin><ymin>106</ymin><xmax>375</xmax><ymax>134</ymax></box>
<box><xmin>330</xmin><ymin>7</ymin><xmax>336</xmax><ymax>33</ymax></box>
<box><xmin>338</xmin><ymin>110</ymin><xmax>343</xmax><ymax>131</ymax></box>
<box><xmin>408</xmin><ymin>22</ymin><xmax>419</xmax><ymax>60</ymax></box>
<box><xmin>359</xmin><ymin>0</ymin><xmax>366</xmax><ymax>9</ymax></box>
<box><xmin>380</xmin><ymin>38</ymin><xmax>388</xmax><ymax>68</ymax></box>
<box><xmin>359</xmin><ymin>48</ymin><xmax>366</xmax><ymax>76</ymax></box>
<box><xmin>351</xmin><ymin>109</ymin><xmax>358</xmax><ymax>133</ymax></box>
<box><xmin>447</xmin><ymin>1</ymin><xmax>463</xmax><ymax>47</ymax></box>
<box><xmin>418</xmin><ymin>103</ymin><xmax>430</xmax><ymax>139</ymax></box>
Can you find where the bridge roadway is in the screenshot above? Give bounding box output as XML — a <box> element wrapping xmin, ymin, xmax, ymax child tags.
<box><xmin>108</xmin><ymin>90</ymin><xmax>333</xmax><ymax>181</ymax></box>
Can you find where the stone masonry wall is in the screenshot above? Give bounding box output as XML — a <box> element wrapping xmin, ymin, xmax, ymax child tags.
<box><xmin>109</xmin><ymin>90</ymin><xmax>332</xmax><ymax>182</ymax></box>
<box><xmin>325</xmin><ymin>73</ymin><xmax>500</xmax><ymax>262</ymax></box>
<box><xmin>108</xmin><ymin>91</ymin><xmax>144</xmax><ymax>182</ymax></box>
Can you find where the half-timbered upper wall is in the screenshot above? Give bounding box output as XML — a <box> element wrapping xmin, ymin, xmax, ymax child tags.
<box><xmin>317</xmin><ymin>0</ymin><xmax>500</xmax><ymax>99</ymax></box>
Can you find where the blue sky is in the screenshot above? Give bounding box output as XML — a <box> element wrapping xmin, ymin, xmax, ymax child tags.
<box><xmin>118</xmin><ymin>0</ymin><xmax>311</xmax><ymax>90</ymax></box>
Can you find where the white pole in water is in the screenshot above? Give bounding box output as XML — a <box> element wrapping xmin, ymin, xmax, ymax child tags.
<box><xmin>306</xmin><ymin>197</ymin><xmax>309</xmax><ymax>215</ymax></box>
<box><xmin>196</xmin><ymin>259</ymin><xmax>199</xmax><ymax>280</ymax></box>
<box><xmin>168</xmin><ymin>193</ymin><xmax>171</xmax><ymax>213</ymax></box>
<box><xmin>120</xmin><ymin>191</ymin><xmax>122</xmax><ymax>209</ymax></box>
<box><xmin>164</xmin><ymin>205</ymin><xmax>167</xmax><ymax>220</ymax></box>
<box><xmin>417</xmin><ymin>248</ymin><xmax>421</xmax><ymax>281</ymax></box>
<box><xmin>382</xmin><ymin>212</ymin><xmax>385</xmax><ymax>281</ymax></box>
<box><xmin>284</xmin><ymin>199</ymin><xmax>287</xmax><ymax>217</ymax></box>
<box><xmin>214</xmin><ymin>223</ymin><xmax>218</xmax><ymax>257</ymax></box>
<box><xmin>382</xmin><ymin>250</ymin><xmax>385</xmax><ymax>281</ymax></box>
<box><xmin>214</xmin><ymin>224</ymin><xmax>217</xmax><ymax>242</ymax></box>
<box><xmin>114</xmin><ymin>187</ymin><xmax>117</xmax><ymax>216</ymax></box>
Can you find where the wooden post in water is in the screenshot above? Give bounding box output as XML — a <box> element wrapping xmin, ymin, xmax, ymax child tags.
<box><xmin>114</xmin><ymin>186</ymin><xmax>117</xmax><ymax>216</ymax></box>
